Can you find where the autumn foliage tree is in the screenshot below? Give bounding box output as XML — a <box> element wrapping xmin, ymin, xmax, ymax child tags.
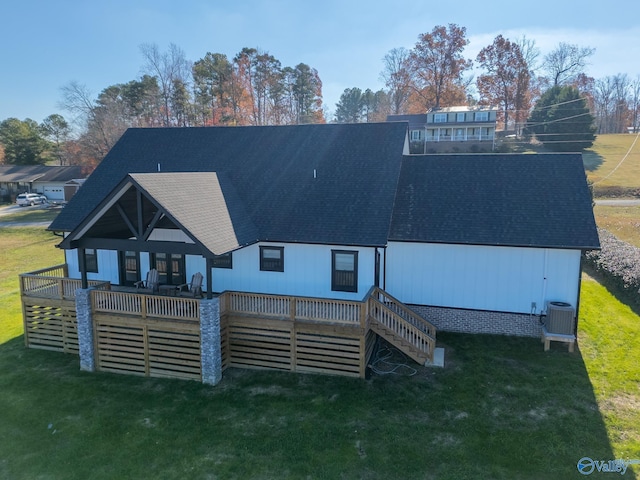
<box><xmin>409</xmin><ymin>24</ymin><xmax>472</xmax><ymax>110</ymax></box>
<box><xmin>476</xmin><ymin>35</ymin><xmax>531</xmax><ymax>132</ymax></box>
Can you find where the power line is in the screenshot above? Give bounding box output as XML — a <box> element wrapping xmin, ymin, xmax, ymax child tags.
<box><xmin>592</xmin><ymin>131</ymin><xmax>640</xmax><ymax>185</ymax></box>
<box><xmin>525</xmin><ymin>111</ymin><xmax>594</xmax><ymax>128</ymax></box>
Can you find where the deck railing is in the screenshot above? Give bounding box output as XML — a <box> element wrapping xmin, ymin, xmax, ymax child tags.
<box><xmin>92</xmin><ymin>290</ymin><xmax>200</xmax><ymax>322</ymax></box>
<box><xmin>220</xmin><ymin>291</ymin><xmax>365</xmax><ymax>326</ymax></box>
<box><xmin>367</xmin><ymin>287</ymin><xmax>436</xmax><ymax>364</ymax></box>
<box><xmin>20</xmin><ymin>266</ymin><xmax>111</xmax><ymax>300</ymax></box>
<box><xmin>370</xmin><ymin>287</ymin><xmax>437</xmax><ymax>339</ymax></box>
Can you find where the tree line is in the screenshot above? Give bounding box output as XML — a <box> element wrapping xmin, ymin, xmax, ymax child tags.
<box><xmin>1</xmin><ymin>27</ymin><xmax>639</xmax><ymax>167</ymax></box>
<box><xmin>337</xmin><ymin>24</ymin><xmax>639</xmax><ymax>139</ymax></box>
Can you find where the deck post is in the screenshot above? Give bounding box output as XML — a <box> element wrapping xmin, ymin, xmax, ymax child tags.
<box><xmin>200</xmin><ymin>298</ymin><xmax>222</xmax><ymax>385</ymax></box>
<box><xmin>76</xmin><ymin>288</ymin><xmax>95</xmax><ymax>372</ymax></box>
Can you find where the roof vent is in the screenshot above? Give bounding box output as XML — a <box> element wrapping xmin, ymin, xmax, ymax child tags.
<box><xmin>545</xmin><ymin>301</ymin><xmax>575</xmax><ymax>335</ymax></box>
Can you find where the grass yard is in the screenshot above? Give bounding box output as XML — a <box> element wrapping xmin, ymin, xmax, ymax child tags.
<box><xmin>0</xmin><ymin>205</ymin><xmax>61</xmax><ymax>224</ymax></box>
<box><xmin>1</xmin><ymin>228</ymin><xmax>639</xmax><ymax>479</ymax></box>
<box><xmin>594</xmin><ymin>204</ymin><xmax>640</xmax><ymax>247</ymax></box>
<box><xmin>0</xmin><ymin>226</ymin><xmax>63</xmax><ymax>342</ymax></box>
<box><xmin>584</xmin><ymin>133</ymin><xmax>640</xmax><ymax>197</ymax></box>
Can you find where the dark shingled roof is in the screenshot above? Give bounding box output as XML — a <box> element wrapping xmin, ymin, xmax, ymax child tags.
<box><xmin>386</xmin><ymin>114</ymin><xmax>429</xmax><ymax>130</ymax></box>
<box><xmin>0</xmin><ymin>165</ymin><xmax>85</xmax><ymax>183</ymax></box>
<box><xmin>390</xmin><ymin>153</ymin><xmax>600</xmax><ymax>249</ymax></box>
<box><xmin>50</xmin><ymin>123</ymin><xmax>408</xmax><ymax>248</ymax></box>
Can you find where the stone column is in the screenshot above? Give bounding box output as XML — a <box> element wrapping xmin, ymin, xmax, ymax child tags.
<box><xmin>75</xmin><ymin>288</ymin><xmax>95</xmax><ymax>372</ymax></box>
<box><xmin>200</xmin><ymin>298</ymin><xmax>222</xmax><ymax>385</ymax></box>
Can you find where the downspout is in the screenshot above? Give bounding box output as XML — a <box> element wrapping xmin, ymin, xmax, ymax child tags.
<box><xmin>383</xmin><ymin>246</ymin><xmax>387</xmax><ymax>291</ymax></box>
<box><xmin>574</xmin><ymin>252</ymin><xmax>585</xmax><ymax>336</ymax></box>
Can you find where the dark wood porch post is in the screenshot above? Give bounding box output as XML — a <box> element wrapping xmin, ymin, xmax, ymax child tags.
<box><xmin>78</xmin><ymin>247</ymin><xmax>88</xmax><ymax>289</ymax></box>
<box><xmin>206</xmin><ymin>257</ymin><xmax>213</xmax><ymax>299</ymax></box>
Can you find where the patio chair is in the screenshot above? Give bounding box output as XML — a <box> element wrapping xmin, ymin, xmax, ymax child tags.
<box><xmin>134</xmin><ymin>269</ymin><xmax>159</xmax><ymax>294</ymax></box>
<box><xmin>178</xmin><ymin>272</ymin><xmax>203</xmax><ymax>298</ymax></box>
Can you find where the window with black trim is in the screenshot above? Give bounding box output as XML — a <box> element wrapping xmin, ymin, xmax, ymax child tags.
<box><xmin>260</xmin><ymin>246</ymin><xmax>284</xmax><ymax>272</ymax></box>
<box><xmin>152</xmin><ymin>253</ymin><xmax>185</xmax><ymax>285</ymax></box>
<box><xmin>212</xmin><ymin>252</ymin><xmax>233</xmax><ymax>269</ymax></box>
<box><xmin>81</xmin><ymin>248</ymin><xmax>98</xmax><ymax>273</ymax></box>
<box><xmin>332</xmin><ymin>250</ymin><xmax>358</xmax><ymax>292</ymax></box>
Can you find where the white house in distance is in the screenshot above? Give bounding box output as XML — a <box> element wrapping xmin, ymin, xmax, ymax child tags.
<box><xmin>48</xmin><ymin>122</ymin><xmax>598</xmax><ymax>339</ymax></box>
<box><xmin>387</xmin><ymin>105</ymin><xmax>498</xmax><ymax>154</ymax></box>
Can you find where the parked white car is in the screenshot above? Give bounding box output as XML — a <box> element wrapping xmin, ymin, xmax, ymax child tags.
<box><xmin>16</xmin><ymin>193</ymin><xmax>46</xmax><ymax>206</ymax></box>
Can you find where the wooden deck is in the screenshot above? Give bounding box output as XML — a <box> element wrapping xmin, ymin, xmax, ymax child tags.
<box><xmin>20</xmin><ymin>265</ymin><xmax>437</xmax><ymax>381</ymax></box>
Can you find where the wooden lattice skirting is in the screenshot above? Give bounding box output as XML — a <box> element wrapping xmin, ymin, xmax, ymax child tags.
<box><xmin>23</xmin><ymin>298</ymin><xmax>78</xmax><ymax>354</ymax></box>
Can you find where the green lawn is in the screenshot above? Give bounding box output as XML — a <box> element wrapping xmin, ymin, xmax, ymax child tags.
<box><xmin>594</xmin><ymin>204</ymin><xmax>640</xmax><ymax>247</ymax></box>
<box><xmin>585</xmin><ymin>133</ymin><xmax>640</xmax><ymax>197</ymax></box>
<box><xmin>0</xmin><ymin>205</ymin><xmax>61</xmax><ymax>224</ymax></box>
<box><xmin>1</xmin><ymin>227</ymin><xmax>639</xmax><ymax>479</ymax></box>
<box><xmin>0</xmin><ymin>226</ymin><xmax>64</xmax><ymax>342</ymax></box>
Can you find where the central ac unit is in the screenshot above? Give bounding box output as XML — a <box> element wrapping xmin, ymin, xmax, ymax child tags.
<box><xmin>545</xmin><ymin>301</ymin><xmax>575</xmax><ymax>335</ymax></box>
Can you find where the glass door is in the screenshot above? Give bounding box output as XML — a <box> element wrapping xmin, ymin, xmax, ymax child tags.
<box><xmin>119</xmin><ymin>250</ymin><xmax>140</xmax><ymax>286</ymax></box>
<box><xmin>152</xmin><ymin>253</ymin><xmax>185</xmax><ymax>285</ymax></box>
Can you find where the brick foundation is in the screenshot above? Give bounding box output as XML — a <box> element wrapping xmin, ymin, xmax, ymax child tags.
<box><xmin>409</xmin><ymin>304</ymin><xmax>542</xmax><ymax>338</ymax></box>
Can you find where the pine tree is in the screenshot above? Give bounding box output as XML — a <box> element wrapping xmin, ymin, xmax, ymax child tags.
<box><xmin>526</xmin><ymin>85</ymin><xmax>596</xmax><ymax>151</ymax></box>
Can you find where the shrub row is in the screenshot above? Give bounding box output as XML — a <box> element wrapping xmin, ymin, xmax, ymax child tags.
<box><xmin>584</xmin><ymin>228</ymin><xmax>640</xmax><ymax>306</ymax></box>
<box><xmin>592</xmin><ymin>185</ymin><xmax>640</xmax><ymax>198</ymax></box>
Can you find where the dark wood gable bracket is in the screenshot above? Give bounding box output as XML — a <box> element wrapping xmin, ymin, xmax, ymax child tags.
<box><xmin>59</xmin><ymin>176</ymin><xmax>217</xmax><ymax>298</ymax></box>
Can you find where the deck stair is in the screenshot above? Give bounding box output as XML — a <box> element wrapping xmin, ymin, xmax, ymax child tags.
<box><xmin>367</xmin><ymin>287</ymin><xmax>437</xmax><ymax>365</ymax></box>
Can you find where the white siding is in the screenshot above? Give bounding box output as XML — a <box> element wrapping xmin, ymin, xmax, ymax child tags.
<box><xmin>385</xmin><ymin>242</ymin><xmax>581</xmax><ymax>314</ymax></box>
<box><xmin>210</xmin><ymin>243</ymin><xmax>376</xmax><ymax>300</ymax></box>
<box><xmin>65</xmin><ymin>248</ymin><xmax>120</xmax><ymax>284</ymax></box>
<box><xmin>65</xmin><ymin>243</ymin><xmax>379</xmax><ymax>301</ymax></box>
<box><xmin>147</xmin><ymin>229</ymin><xmax>194</xmax><ymax>243</ymax></box>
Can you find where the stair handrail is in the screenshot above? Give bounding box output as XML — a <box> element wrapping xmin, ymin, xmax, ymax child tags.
<box><xmin>367</xmin><ymin>287</ymin><xmax>436</xmax><ymax>364</ymax></box>
<box><xmin>369</xmin><ymin>287</ymin><xmax>436</xmax><ymax>339</ymax></box>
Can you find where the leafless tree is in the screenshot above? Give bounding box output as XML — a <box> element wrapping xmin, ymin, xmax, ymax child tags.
<box><xmin>543</xmin><ymin>42</ymin><xmax>595</xmax><ymax>86</ymax></box>
<box><xmin>380</xmin><ymin>47</ymin><xmax>412</xmax><ymax>114</ymax></box>
<box><xmin>630</xmin><ymin>76</ymin><xmax>640</xmax><ymax>133</ymax></box>
<box><xmin>139</xmin><ymin>43</ymin><xmax>191</xmax><ymax>126</ymax></box>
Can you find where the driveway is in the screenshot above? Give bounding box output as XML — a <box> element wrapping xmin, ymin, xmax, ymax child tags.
<box><xmin>595</xmin><ymin>199</ymin><xmax>640</xmax><ymax>206</ymax></box>
<box><xmin>0</xmin><ymin>204</ymin><xmax>57</xmax><ymax>227</ymax></box>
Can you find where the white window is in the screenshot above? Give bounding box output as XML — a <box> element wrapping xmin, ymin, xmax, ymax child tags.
<box><xmin>410</xmin><ymin>130</ymin><xmax>423</xmax><ymax>141</ymax></box>
<box><xmin>474</xmin><ymin>111</ymin><xmax>489</xmax><ymax>122</ymax></box>
<box><xmin>433</xmin><ymin>113</ymin><xmax>447</xmax><ymax>123</ymax></box>
<box><xmin>456</xmin><ymin>112</ymin><xmax>466</xmax><ymax>122</ymax></box>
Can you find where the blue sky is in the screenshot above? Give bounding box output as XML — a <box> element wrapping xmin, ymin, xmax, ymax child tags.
<box><xmin>1</xmin><ymin>0</ymin><xmax>639</xmax><ymax>124</ymax></box>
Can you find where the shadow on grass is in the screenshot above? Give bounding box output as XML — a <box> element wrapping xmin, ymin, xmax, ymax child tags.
<box><xmin>583</xmin><ymin>263</ymin><xmax>640</xmax><ymax>318</ymax></box>
<box><xmin>0</xmin><ymin>331</ymin><xmax>629</xmax><ymax>479</ymax></box>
